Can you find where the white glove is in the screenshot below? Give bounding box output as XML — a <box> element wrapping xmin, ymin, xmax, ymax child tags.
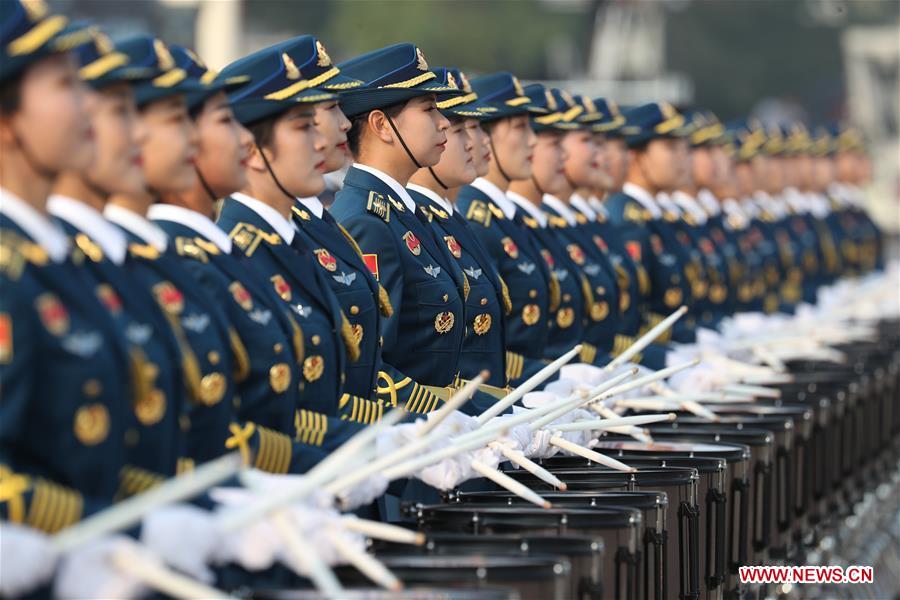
<box><xmin>336</xmin><ymin>473</ymin><xmax>389</xmax><ymax>510</ymax></box>
<box><xmin>0</xmin><ymin>523</ymin><xmax>58</xmax><ymax>597</ymax></box>
<box><xmin>282</xmin><ymin>506</ymin><xmax>353</xmax><ymax>568</ymax></box>
<box><xmin>239</xmin><ymin>470</ymin><xmax>333</xmax><ymax>509</ymax></box>
<box><xmin>525</xmin><ymin>428</ymin><xmax>556</xmax><ymax>458</ymax></box>
<box><xmin>429</xmin><ymin>410</ymin><xmax>479</xmax><ymax>436</ymax></box>
<box><xmin>542</xmin><ymin>377</ymin><xmax>579</xmax><ymax>397</ymax></box>
<box><xmin>141</xmin><ymin>504</ymin><xmax>220</xmax><ymax>583</ymax></box>
<box><xmin>209</xmin><ymin>487</ymin><xmax>283</xmax><ymax>571</ymax></box>
<box><xmin>471</xmin><ymin>445</ymin><xmax>502</xmax><ymax>471</ymax></box>
<box><xmin>54</xmin><ymin>536</ymin><xmax>153</xmax><ymax>600</ymax></box>
<box><xmin>558</xmin><ymin>363</ymin><xmax>607</xmax><ymax>386</ymax></box>
<box><xmin>522</xmin><ymin>391</ymin><xmax>557</xmax><ymax>408</ymax></box>
<box><xmin>415</xmin><ymin>456</ymin><xmax>471</xmax><ymax>490</ymax></box>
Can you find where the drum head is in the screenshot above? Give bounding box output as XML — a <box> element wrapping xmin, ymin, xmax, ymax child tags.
<box><xmin>373</xmin><ymin>533</ymin><xmax>604</xmax><ymax>559</ymax></box>
<box><xmin>592</xmin><ymin>439</ymin><xmax>748</xmax><ymax>463</ymax></box>
<box><xmin>454</xmin><ymin>489</ymin><xmax>667</xmax><ymax>511</ymax></box>
<box><xmin>418</xmin><ymin>504</ymin><xmax>640</xmax><ymax>532</ymax></box>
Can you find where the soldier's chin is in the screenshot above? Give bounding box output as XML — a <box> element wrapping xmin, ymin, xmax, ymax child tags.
<box><xmin>298</xmin><ymin>172</ymin><xmax>327</xmax><ymax>198</ymax></box>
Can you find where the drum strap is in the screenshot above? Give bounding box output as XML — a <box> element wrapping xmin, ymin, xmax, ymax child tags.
<box><xmin>677</xmin><ymin>501</ymin><xmax>701</xmax><ymax>600</ymax></box>
<box><xmin>705</xmin><ymin>488</ymin><xmax>727</xmax><ymax>591</ymax></box>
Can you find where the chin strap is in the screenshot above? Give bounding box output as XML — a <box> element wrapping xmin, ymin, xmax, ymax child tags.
<box><xmin>194</xmin><ymin>166</ymin><xmax>218</xmax><ymax>202</ymax></box>
<box><xmin>488</xmin><ymin>133</ymin><xmax>512</xmax><ymax>185</ymax></box>
<box><xmin>255</xmin><ymin>142</ymin><xmax>297</xmax><ymax>203</ymax></box>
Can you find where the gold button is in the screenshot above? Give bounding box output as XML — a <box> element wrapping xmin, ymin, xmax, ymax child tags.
<box><xmin>596</xmin><ymin>287</ymin><xmax>605</xmax><ymax>295</ymax></box>
<box><xmin>82</xmin><ymin>379</ymin><xmax>102</xmax><ymax>397</ymax></box>
<box><xmin>480</xmin><ymin>298</ymin><xmax>488</xmax><ymax>306</ymax></box>
<box><xmin>179</xmin><ymin>415</ymin><xmax>191</xmax><ymax>432</ymax></box>
<box><xmin>124</xmin><ymin>428</ymin><xmax>139</xmax><ymax>447</ymax></box>
<box><xmin>311</xmin><ymin>335</ymin><xmax>321</xmax><ymax>346</ymax></box>
<box><xmin>350</xmin><ymin>305</ymin><xmax>359</xmax><ymax>315</ymax></box>
<box><xmin>563</xmin><ymin>293</ymin><xmax>572</xmax><ymax>302</ymax></box>
<box><xmin>273</xmin><ymin>343</ymin><xmax>283</xmax><ymax>353</ymax></box>
<box><xmin>529</xmin><ymin>289</ymin><xmax>538</xmax><ymax>298</ymax></box>
<box><xmin>207</xmin><ymin>351</ymin><xmax>220</xmax><ymax>365</ymax></box>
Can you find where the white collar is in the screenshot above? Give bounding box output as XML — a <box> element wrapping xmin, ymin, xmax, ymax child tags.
<box><xmin>471</xmin><ymin>177</ymin><xmax>518</xmax><ymax>219</ymax></box>
<box><xmin>541</xmin><ymin>194</ymin><xmax>578</xmax><ymax>226</ymax></box>
<box><xmin>352</xmin><ymin>163</ymin><xmax>417</xmax><ymax>212</ymax></box>
<box><xmin>587</xmin><ymin>194</ymin><xmax>608</xmax><ymax>217</ymax></box>
<box><xmin>807</xmin><ymin>193</ymin><xmax>831</xmax><ymax>218</ymax></box>
<box><xmin>506</xmin><ymin>191</ymin><xmax>548</xmax><ymax>227</ymax></box>
<box><xmin>48</xmin><ymin>195</ymin><xmax>128</xmax><ymax>265</ymax></box>
<box><xmin>782</xmin><ymin>187</ymin><xmax>807</xmax><ymax>213</ymax></box>
<box><xmin>103</xmin><ymin>204</ymin><xmax>169</xmax><ymax>251</ymax></box>
<box><xmin>568</xmin><ymin>193</ymin><xmax>597</xmax><ymax>220</ymax></box>
<box><xmin>696</xmin><ymin>189</ymin><xmax>721</xmax><ymax>216</ymax></box>
<box><xmin>148</xmin><ymin>203</ymin><xmax>232</xmax><ymax>253</ymax></box>
<box><xmin>230</xmin><ymin>192</ymin><xmax>295</xmax><ymax>244</ymax></box>
<box><xmin>654</xmin><ymin>192</ymin><xmax>682</xmax><ymax>216</ymax></box>
<box><xmin>296</xmin><ymin>196</ymin><xmax>324</xmax><ymax>219</ymax></box>
<box><xmin>406</xmin><ymin>184</ymin><xmax>454</xmax><ymax>215</ymax></box>
<box><xmin>671</xmin><ymin>191</ymin><xmax>708</xmax><ymax>224</ymax></box>
<box><xmin>0</xmin><ymin>187</ymin><xmax>69</xmax><ymax>262</ymax></box>
<box><xmin>622</xmin><ymin>182</ymin><xmax>662</xmax><ymax>219</ymax></box>
<box><xmin>740</xmin><ymin>195</ymin><xmax>761</xmax><ymax>218</ymax></box>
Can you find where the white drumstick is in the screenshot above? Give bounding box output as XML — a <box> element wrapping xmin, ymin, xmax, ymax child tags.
<box><xmin>340</xmin><ymin>517</ymin><xmax>425</xmax><ymax>545</ymax></box>
<box><xmin>109</xmin><ymin>549</ymin><xmax>234</xmax><ymax>600</ymax></box>
<box><xmin>552</xmin><ymin>413</ymin><xmax>676</xmax><ymax>432</ymax></box>
<box><xmin>605</xmin><ymin>306</ymin><xmax>688</xmax><ymax>371</ymax></box>
<box><xmin>549</xmin><ymin>435</ymin><xmax>635</xmax><ymax>472</ymax></box>
<box><xmin>470</xmin><ymin>459</ymin><xmax>552</xmax><ymax>508</ymax></box>
<box><xmin>271</xmin><ymin>510</ymin><xmax>343</xmax><ymax>596</ymax></box>
<box><xmin>324</xmin><ymin>528</ymin><xmax>403</xmax><ymax>592</ymax></box>
<box><xmin>489</xmin><ymin>442</ymin><xmax>567</xmax><ymax>490</ymax></box>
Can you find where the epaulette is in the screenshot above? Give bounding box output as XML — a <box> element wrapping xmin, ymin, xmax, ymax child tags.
<box><xmin>624</xmin><ymin>203</ymin><xmax>648</xmax><ymax>223</ymax></box>
<box><xmin>387</xmin><ymin>195</ymin><xmax>406</xmax><ymax>213</ymax></box>
<box><xmin>464</xmin><ymin>200</ymin><xmax>491</xmax><ymax>227</ymax></box>
<box><xmin>128</xmin><ymin>243</ymin><xmax>160</xmax><ymax>260</ymax></box>
<box><xmin>682</xmin><ymin>212</ymin><xmax>697</xmax><ymax>226</ymax></box>
<box><xmin>522</xmin><ymin>215</ymin><xmax>540</xmax><ymax>229</ymax></box>
<box><xmin>173</xmin><ymin>237</ymin><xmax>208</xmax><ymax>263</ymax></box>
<box><xmin>488</xmin><ymin>203</ymin><xmax>505</xmax><ymax>220</ymax></box>
<box><xmin>74</xmin><ymin>233</ymin><xmax>103</xmax><ymax>263</ymax></box>
<box><xmin>366</xmin><ymin>191</ymin><xmax>391</xmax><ymax>222</ymax></box>
<box><xmin>228</xmin><ymin>222</ymin><xmax>280</xmax><ymax>257</ymax></box>
<box><xmin>505</xmin><ymin>351</ymin><xmax>524</xmax><ymax>381</ymax></box>
<box><xmin>429</xmin><ymin>205</ymin><xmax>449</xmax><ymax>220</ymax></box>
<box><xmin>548</xmin><ymin>215</ymin><xmax>568</xmax><ymax>229</ymax></box>
<box><xmin>663</xmin><ymin>210</ymin><xmax>680</xmax><ymax>223</ymax></box>
<box><xmin>192</xmin><ymin>238</ymin><xmax>220</xmax><ymax>256</ymax></box>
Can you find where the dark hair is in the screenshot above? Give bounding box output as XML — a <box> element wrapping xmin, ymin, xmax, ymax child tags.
<box><xmin>247</xmin><ymin>116</ymin><xmax>278</xmax><ymax>153</ymax></box>
<box><xmin>346</xmin><ymin>100</ymin><xmax>408</xmax><ymax>157</ymax></box>
<box><xmin>0</xmin><ymin>73</ymin><xmax>23</xmax><ymax>116</ymax></box>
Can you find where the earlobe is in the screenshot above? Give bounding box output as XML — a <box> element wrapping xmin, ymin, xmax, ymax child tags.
<box><xmin>368</xmin><ymin>110</ymin><xmax>393</xmax><ymax>145</ymax></box>
<box><xmin>245</xmin><ymin>144</ymin><xmax>269</xmax><ymax>173</ymax></box>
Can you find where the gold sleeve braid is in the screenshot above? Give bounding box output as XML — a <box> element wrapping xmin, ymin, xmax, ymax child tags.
<box><xmin>0</xmin><ymin>466</ymin><xmax>84</xmax><ymax>533</ymax></box>
<box><xmin>579</xmin><ymin>342</ymin><xmax>598</xmax><ymax>365</ymax></box>
<box><xmin>116</xmin><ymin>466</ymin><xmax>164</xmax><ymax>500</ymax></box>
<box><xmin>611</xmin><ymin>334</ymin><xmax>643</xmax><ymax>363</ymax></box>
<box><xmin>254</xmin><ymin>425</ymin><xmax>292</xmax><ymax>474</ymax></box>
<box><xmin>340</xmin><ymin>394</ymin><xmax>384</xmax><ymax>425</ymax></box>
<box><xmin>505</xmin><ymin>351</ymin><xmax>524</xmax><ymax>382</ymax></box>
<box><xmin>294</xmin><ymin>409</ymin><xmax>328</xmax><ymax>446</ymax></box>
<box><xmin>405</xmin><ymin>383</ymin><xmax>443</xmax><ymax>414</ymax></box>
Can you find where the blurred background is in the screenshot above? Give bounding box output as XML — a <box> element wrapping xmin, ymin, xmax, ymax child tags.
<box><xmin>54</xmin><ymin>0</ymin><xmax>898</xmax><ymax>230</ymax></box>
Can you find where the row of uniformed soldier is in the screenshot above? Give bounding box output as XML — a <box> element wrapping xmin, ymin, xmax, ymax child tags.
<box><xmin>0</xmin><ymin>0</ymin><xmax>884</xmax><ymax>594</ymax></box>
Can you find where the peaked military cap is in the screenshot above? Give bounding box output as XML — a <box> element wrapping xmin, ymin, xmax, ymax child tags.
<box><xmin>169</xmin><ymin>45</ymin><xmax>250</xmax><ymax>110</ymax></box>
<box><xmin>468</xmin><ymin>71</ymin><xmax>548</xmax><ymax>121</ymax></box>
<box><xmin>115</xmin><ymin>35</ymin><xmax>209</xmax><ymax>108</ymax></box>
<box><xmin>830</xmin><ymin>123</ymin><xmax>865</xmax><ymax>153</ymax></box>
<box><xmin>0</xmin><ymin>0</ymin><xmax>89</xmax><ymax>81</ymax></box>
<box><xmin>585</xmin><ymin>97</ymin><xmax>626</xmax><ymax>134</ymax></box>
<box><xmin>336</xmin><ymin>43</ymin><xmax>461</xmax><ymax>118</ymax></box>
<box><xmin>808</xmin><ymin>126</ymin><xmax>836</xmax><ymax>157</ymax></box>
<box><xmin>620</xmin><ymin>102</ymin><xmax>690</xmax><ymax>147</ymax></box>
<box><xmin>686</xmin><ymin>109</ymin><xmax>726</xmax><ymax>147</ymax></box>
<box><xmin>73</xmin><ymin>27</ymin><xmax>156</xmax><ymax>89</ymax></box>
<box><xmin>724</xmin><ymin>119</ymin><xmax>767</xmax><ymax>161</ymax></box>
<box><xmin>220</xmin><ymin>40</ymin><xmax>338</xmax><ymax>126</ymax></box>
<box><xmin>432</xmin><ymin>67</ymin><xmax>494</xmax><ymax>119</ymax></box>
<box><xmin>521</xmin><ymin>83</ymin><xmax>580</xmax><ymax>132</ymax></box>
<box><xmin>269</xmin><ymin>35</ymin><xmax>363</xmax><ymax>93</ymax></box>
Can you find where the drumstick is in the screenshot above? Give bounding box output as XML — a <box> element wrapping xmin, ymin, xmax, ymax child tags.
<box><xmin>722</xmin><ymin>383</ymin><xmax>781</xmax><ymax>399</ymax></box>
<box><xmin>109</xmin><ymin>548</ymin><xmax>235</xmax><ymax>599</ymax></box>
<box><xmin>605</xmin><ymin>306</ymin><xmax>688</xmax><ymax>371</ymax></box>
<box><xmin>527</xmin><ymin>368</ymin><xmax>639</xmax><ymax>431</ymax></box>
<box><xmin>53</xmin><ymin>452</ymin><xmax>244</xmax><ymax>553</ymax></box>
<box><xmin>418</xmin><ymin>371</ymin><xmax>488</xmax><ymax>436</ymax></box>
<box><xmin>590</xmin><ymin>404</ymin><xmax>653</xmax><ymax>438</ymax></box>
<box><xmin>551</xmin><ymin>413</ymin><xmax>677</xmax><ymax>432</ymax></box>
<box><xmin>614</xmin><ymin>398</ymin><xmax>681</xmax><ymax>412</ymax></box>
<box><xmin>470</xmin><ymin>459</ymin><xmax>552</xmax><ymax>508</ymax></box>
<box><xmin>358</xmin><ymin>427</ymin><xmax>507</xmax><ymax>484</ymax></box>
<box><xmin>476</xmin><ymin>344</ymin><xmax>583</xmax><ymax>424</ymax></box>
<box><xmin>548</xmin><ymin>436</ymin><xmax>635</xmax><ymax>472</ymax></box>
<box><xmin>679</xmin><ymin>399</ymin><xmax>719</xmax><ymax>421</ymax></box>
<box><xmin>323</xmin><ymin>528</ymin><xmax>403</xmax><ymax>592</ymax></box>
<box><xmin>751</xmin><ymin>344</ymin><xmax>787</xmax><ymax>372</ymax></box>
<box><xmin>271</xmin><ymin>509</ymin><xmax>344</xmax><ymax>596</ymax></box>
<box><xmin>489</xmin><ymin>442</ymin><xmax>567</xmax><ymax>490</ymax></box>
<box><xmin>740</xmin><ymin>372</ymin><xmax>794</xmax><ymax>385</ymax></box>
<box><xmin>340</xmin><ymin>517</ymin><xmax>426</xmax><ymax>545</ymax></box>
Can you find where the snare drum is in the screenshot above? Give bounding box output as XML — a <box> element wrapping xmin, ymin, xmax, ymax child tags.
<box><xmin>450</xmin><ymin>491</ymin><xmax>667</xmax><ymax>600</ymax></box>
<box><xmin>373</xmin><ymin>533</ymin><xmax>605</xmax><ymax>600</ymax></box>
<box><xmin>417</xmin><ymin>505</ymin><xmax>642</xmax><ymax>600</ymax></box>
<box><xmin>335</xmin><ymin>555</ymin><xmax>570</xmax><ymax>600</ymax></box>
<box><xmin>646</xmin><ymin>426</ymin><xmax>774</xmax><ymax>564</ymax></box>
